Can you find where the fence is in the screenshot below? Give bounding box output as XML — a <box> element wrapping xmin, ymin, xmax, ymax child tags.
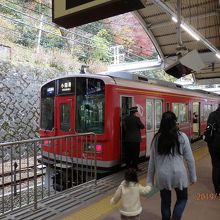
<box><xmin>0</xmin><ymin>132</ymin><xmax>97</xmax><ymax>215</ymax></box>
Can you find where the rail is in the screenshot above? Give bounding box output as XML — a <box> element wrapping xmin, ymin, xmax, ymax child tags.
<box><xmin>0</xmin><ymin>132</ymin><xmax>97</xmax><ymax>215</ymax></box>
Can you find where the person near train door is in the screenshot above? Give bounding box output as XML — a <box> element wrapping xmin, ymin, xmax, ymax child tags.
<box><xmin>206</xmin><ymin>104</ymin><xmax>220</xmax><ymax>195</ymax></box>
<box><xmin>146</xmin><ymin>111</ymin><xmax>197</xmax><ymax>220</ymax></box>
<box><xmin>124</xmin><ymin>106</ymin><xmax>145</xmax><ymax>171</ymax></box>
<box><xmin>193</xmin><ymin>112</ymin><xmax>198</xmax><ymax>123</ymax></box>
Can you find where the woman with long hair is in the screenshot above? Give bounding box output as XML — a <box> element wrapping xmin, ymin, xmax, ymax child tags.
<box><xmin>147</xmin><ymin>111</ymin><xmax>197</xmax><ymax>220</ymax></box>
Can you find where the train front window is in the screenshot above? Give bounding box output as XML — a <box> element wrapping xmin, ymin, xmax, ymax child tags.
<box><xmin>76</xmin><ymin>78</ymin><xmax>105</xmax><ymax>133</ymax></box>
<box><xmin>41</xmin><ymin>97</ymin><xmax>54</xmax><ymax>130</ymax></box>
<box><xmin>40</xmin><ymin>81</ymin><xmax>55</xmax><ymax>131</ymax></box>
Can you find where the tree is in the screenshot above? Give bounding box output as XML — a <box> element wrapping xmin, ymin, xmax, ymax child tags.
<box><xmin>89</xmin><ymin>29</ymin><xmax>112</xmax><ymax>63</ymax></box>
<box><xmin>15</xmin><ymin>25</ymin><xmax>37</xmax><ymax>47</ymax></box>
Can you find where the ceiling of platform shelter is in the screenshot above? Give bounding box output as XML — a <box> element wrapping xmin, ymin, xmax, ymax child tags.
<box><xmin>135</xmin><ymin>0</ymin><xmax>220</xmax><ymax>85</ymax></box>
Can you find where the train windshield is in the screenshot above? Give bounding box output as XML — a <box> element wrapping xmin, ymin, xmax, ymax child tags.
<box><xmin>40</xmin><ymin>77</ymin><xmax>105</xmax><ymax>133</ymax></box>
<box><xmin>76</xmin><ymin>78</ymin><xmax>105</xmax><ymax>134</ymax></box>
<box><xmin>40</xmin><ymin>81</ymin><xmax>55</xmax><ymax>131</ymax></box>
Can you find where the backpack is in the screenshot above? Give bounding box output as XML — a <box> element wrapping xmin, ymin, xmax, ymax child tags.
<box><xmin>203</xmin><ymin>123</ymin><xmax>216</xmax><ymax>143</ymax></box>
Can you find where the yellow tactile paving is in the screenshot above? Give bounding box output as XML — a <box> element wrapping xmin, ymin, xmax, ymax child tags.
<box><xmin>63</xmin><ymin>144</ymin><xmax>208</xmax><ymax>220</ymax></box>
<box><xmin>193</xmin><ymin>144</ymin><xmax>208</xmax><ymax>161</ymax></box>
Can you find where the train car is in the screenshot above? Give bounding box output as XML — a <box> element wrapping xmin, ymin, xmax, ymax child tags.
<box><xmin>38</xmin><ymin>71</ymin><xmax>220</xmax><ymax>188</ymax></box>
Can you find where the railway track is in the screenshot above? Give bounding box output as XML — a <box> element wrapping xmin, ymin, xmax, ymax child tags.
<box><xmin>0</xmin><ymin>139</ymin><xmax>204</xmax><ymax>188</ymax></box>
<box><xmin>0</xmin><ymin>165</ymin><xmax>46</xmax><ymax>187</ymax></box>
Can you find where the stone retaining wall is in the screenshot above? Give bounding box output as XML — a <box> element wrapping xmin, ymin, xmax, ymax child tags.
<box><xmin>0</xmin><ymin>61</ymin><xmax>63</xmax><ymax>143</ymax></box>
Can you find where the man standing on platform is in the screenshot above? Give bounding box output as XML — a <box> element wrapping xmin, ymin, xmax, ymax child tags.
<box><xmin>124</xmin><ymin>106</ymin><xmax>145</xmax><ymax>171</ymax></box>
<box><xmin>207</xmin><ymin>104</ymin><xmax>220</xmax><ymax>195</ymax></box>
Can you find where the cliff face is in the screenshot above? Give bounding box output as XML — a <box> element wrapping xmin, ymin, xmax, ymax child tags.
<box><xmin>103</xmin><ymin>12</ymin><xmax>155</xmax><ymax>57</ymax></box>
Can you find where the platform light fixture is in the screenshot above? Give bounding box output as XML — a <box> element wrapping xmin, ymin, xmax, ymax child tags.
<box><xmin>151</xmin><ymin>0</ymin><xmax>220</xmax><ymax>64</ymax></box>
<box><xmin>172</xmin><ymin>17</ymin><xmax>200</xmax><ymax>41</ymax></box>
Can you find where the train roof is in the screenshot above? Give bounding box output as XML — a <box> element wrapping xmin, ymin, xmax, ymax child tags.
<box><xmin>42</xmin><ymin>71</ymin><xmax>220</xmax><ymax>99</ymax></box>
<box><xmin>101</xmin><ymin>71</ymin><xmax>220</xmax><ymax>98</ymax></box>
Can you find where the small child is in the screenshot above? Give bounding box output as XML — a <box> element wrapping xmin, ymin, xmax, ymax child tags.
<box><xmin>110</xmin><ymin>168</ymin><xmax>152</xmax><ymax>220</ymax></box>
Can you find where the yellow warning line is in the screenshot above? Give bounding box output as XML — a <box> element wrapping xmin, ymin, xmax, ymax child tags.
<box><xmin>63</xmin><ymin>145</ymin><xmax>208</xmax><ymax>220</ymax></box>
<box><xmin>193</xmin><ymin>145</ymin><xmax>208</xmax><ymax>161</ymax></box>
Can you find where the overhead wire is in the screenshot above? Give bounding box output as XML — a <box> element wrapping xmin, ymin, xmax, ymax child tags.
<box><xmin>0</xmin><ymin>3</ymin><xmax>115</xmax><ymax>58</ymax></box>
<box><xmin>0</xmin><ymin>13</ymin><xmax>95</xmax><ymax>51</ymax></box>
<box><xmin>6</xmin><ymin>0</ymin><xmax>52</xmax><ymax>18</ymax></box>
<box><xmin>0</xmin><ymin>24</ymin><xmax>102</xmax><ymax>60</ymax></box>
<box><xmin>0</xmin><ymin>12</ymin><xmax>137</xmax><ymax>62</ymax></box>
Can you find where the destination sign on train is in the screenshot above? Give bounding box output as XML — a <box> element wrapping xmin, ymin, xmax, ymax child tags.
<box><xmin>52</xmin><ymin>0</ymin><xmax>145</xmax><ymax>28</ymax></box>
<box><xmin>60</xmin><ymin>82</ymin><xmax>72</xmax><ymax>92</ymax></box>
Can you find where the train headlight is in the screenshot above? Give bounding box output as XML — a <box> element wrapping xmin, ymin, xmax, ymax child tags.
<box><xmin>84</xmin><ymin>143</ymin><xmax>102</xmax><ymax>153</ymax></box>
<box><xmin>84</xmin><ymin>143</ymin><xmax>94</xmax><ymax>152</ymax></box>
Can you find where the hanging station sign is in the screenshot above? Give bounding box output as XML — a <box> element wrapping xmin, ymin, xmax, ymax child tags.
<box><xmin>52</xmin><ymin>0</ymin><xmax>145</xmax><ymax>28</ymax></box>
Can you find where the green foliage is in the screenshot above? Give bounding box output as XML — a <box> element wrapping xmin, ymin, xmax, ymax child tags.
<box><xmin>90</xmin><ymin>29</ymin><xmax>112</xmax><ymax>63</ymax></box>
<box><xmin>78</xmin><ymin>22</ymin><xmax>114</xmax><ymax>63</ymax></box>
<box><xmin>40</xmin><ymin>34</ymin><xmax>65</xmax><ymax>49</ymax></box>
<box><xmin>0</xmin><ymin>0</ymin><xmax>159</xmax><ymax>75</ymax></box>
<box><xmin>149</xmin><ymin>51</ymin><xmax>158</xmax><ymax>59</ymax></box>
<box><xmin>1</xmin><ymin>1</ymin><xmax>23</xmax><ymax>18</ymax></box>
<box><xmin>78</xmin><ymin>49</ymin><xmax>90</xmax><ymax>64</ymax></box>
<box><xmin>80</xmin><ymin>21</ymin><xmax>105</xmax><ymax>35</ymax></box>
<box><xmin>143</xmin><ymin>69</ymin><xmax>176</xmax><ymax>82</ymax></box>
<box><xmin>34</xmin><ymin>2</ymin><xmax>50</xmax><ymax>14</ymax></box>
<box><xmin>15</xmin><ymin>25</ymin><xmax>37</xmax><ymax>47</ymax></box>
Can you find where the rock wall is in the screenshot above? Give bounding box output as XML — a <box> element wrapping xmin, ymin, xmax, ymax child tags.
<box><xmin>0</xmin><ymin>61</ymin><xmax>63</xmax><ymax>142</ymax></box>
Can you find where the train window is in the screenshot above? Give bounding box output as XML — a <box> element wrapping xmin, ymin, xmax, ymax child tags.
<box><xmin>41</xmin><ymin>97</ymin><xmax>54</xmax><ymax>130</ymax></box>
<box><xmin>204</xmin><ymin>104</ymin><xmax>212</xmax><ymax>121</ymax></box>
<box><xmin>75</xmin><ymin>78</ymin><xmax>105</xmax><ymax>133</ymax></box>
<box><xmin>200</xmin><ymin>104</ymin><xmax>204</xmax><ymax>121</ymax></box>
<box><xmin>146</xmin><ymin>101</ymin><xmax>153</xmax><ymax>130</ymax></box>
<box><xmin>155</xmin><ymin>100</ymin><xmax>162</xmax><ymax>129</ymax></box>
<box><xmin>60</xmin><ymin>103</ymin><xmax>70</xmax><ymax>132</ymax></box>
<box><xmin>172</xmin><ymin>103</ymin><xmax>188</xmax><ymax>123</ymax></box>
<box><xmin>179</xmin><ymin>103</ymin><xmax>187</xmax><ymax>122</ymax></box>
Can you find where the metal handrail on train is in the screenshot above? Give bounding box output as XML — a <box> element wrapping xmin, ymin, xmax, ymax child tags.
<box><xmin>0</xmin><ymin>132</ymin><xmax>97</xmax><ymax>215</ymax></box>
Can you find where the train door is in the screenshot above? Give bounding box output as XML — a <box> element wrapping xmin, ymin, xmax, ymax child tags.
<box><xmin>56</xmin><ymin>96</ymin><xmax>75</xmax><ymax>135</ymax></box>
<box><xmin>192</xmin><ymin>102</ymin><xmax>200</xmax><ymax>139</ymax></box>
<box><xmin>146</xmin><ymin>99</ymin><xmax>163</xmax><ymax>156</ymax></box>
<box><xmin>166</xmin><ymin>102</ymin><xmax>171</xmax><ymax>111</ymax></box>
<box><xmin>55</xmin><ymin>96</ymin><xmax>75</xmax><ymax>154</ymax></box>
<box><xmin>120</xmin><ymin>96</ymin><xmax>133</xmax><ymax>162</ymax></box>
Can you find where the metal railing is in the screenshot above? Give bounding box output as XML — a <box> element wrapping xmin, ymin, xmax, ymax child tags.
<box><xmin>0</xmin><ymin>132</ymin><xmax>97</xmax><ymax>215</ymax></box>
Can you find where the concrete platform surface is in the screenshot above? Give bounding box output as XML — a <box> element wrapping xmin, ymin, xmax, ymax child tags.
<box><xmin>100</xmin><ymin>152</ymin><xmax>220</xmax><ymax>220</ymax></box>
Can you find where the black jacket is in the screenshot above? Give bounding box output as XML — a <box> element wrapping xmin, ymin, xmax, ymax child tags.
<box><xmin>124</xmin><ymin>114</ymin><xmax>145</xmax><ymax>142</ymax></box>
<box><xmin>207</xmin><ymin>107</ymin><xmax>220</xmax><ymax>132</ymax></box>
<box><xmin>207</xmin><ymin>107</ymin><xmax>220</xmax><ymax>152</ymax></box>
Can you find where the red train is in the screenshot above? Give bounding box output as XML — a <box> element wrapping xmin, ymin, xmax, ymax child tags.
<box><xmin>38</xmin><ymin>71</ymin><xmax>220</xmax><ymax>187</ymax></box>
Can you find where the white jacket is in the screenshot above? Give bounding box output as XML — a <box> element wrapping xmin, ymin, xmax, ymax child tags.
<box><xmin>110</xmin><ymin>180</ymin><xmax>151</xmax><ymax>216</ymax></box>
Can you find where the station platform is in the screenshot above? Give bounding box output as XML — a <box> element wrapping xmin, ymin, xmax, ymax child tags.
<box><xmin>1</xmin><ymin>142</ymin><xmax>218</xmax><ymax>220</ymax></box>
<box><xmin>57</xmin><ymin>142</ymin><xmax>219</xmax><ymax>220</ymax></box>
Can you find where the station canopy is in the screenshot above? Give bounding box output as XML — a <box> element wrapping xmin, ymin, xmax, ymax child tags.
<box><xmin>134</xmin><ymin>0</ymin><xmax>220</xmax><ymax>86</ymax></box>
<box><xmin>52</xmin><ymin>0</ymin><xmax>220</xmax><ymax>89</ymax></box>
